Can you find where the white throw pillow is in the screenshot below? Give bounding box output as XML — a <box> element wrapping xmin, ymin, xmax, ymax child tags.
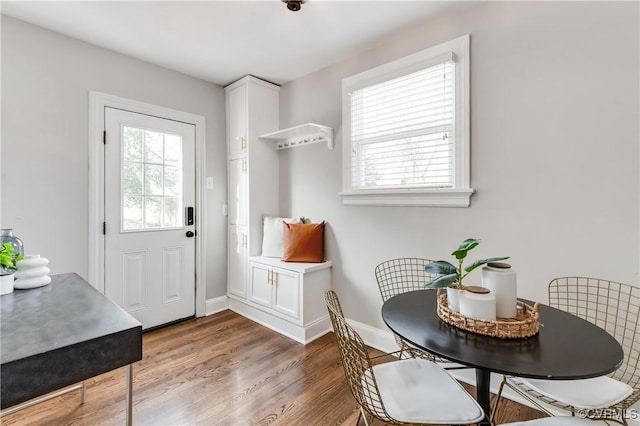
<box><xmin>261</xmin><ymin>216</ymin><xmax>302</xmax><ymax>258</ymax></box>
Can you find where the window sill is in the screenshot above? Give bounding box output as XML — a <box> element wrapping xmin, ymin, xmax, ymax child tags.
<box><xmin>338</xmin><ymin>188</ymin><xmax>475</xmax><ymax>207</ymax></box>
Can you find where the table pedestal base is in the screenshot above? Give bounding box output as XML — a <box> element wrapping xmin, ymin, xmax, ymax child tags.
<box><xmin>476</xmin><ymin>369</ymin><xmax>491</xmax><ymax>425</ymax></box>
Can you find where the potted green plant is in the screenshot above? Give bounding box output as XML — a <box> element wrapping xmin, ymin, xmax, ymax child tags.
<box><xmin>1</xmin><ymin>242</ymin><xmax>23</xmax><ymax>295</ymax></box>
<box><xmin>425</xmin><ymin>238</ymin><xmax>509</xmax><ymax>311</ymax></box>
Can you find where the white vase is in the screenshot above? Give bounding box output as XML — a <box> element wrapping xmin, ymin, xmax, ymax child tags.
<box><xmin>482</xmin><ymin>262</ymin><xmax>517</xmax><ymax>318</ymax></box>
<box><xmin>14</xmin><ymin>255</ymin><xmax>51</xmax><ymax>290</ymax></box>
<box><xmin>0</xmin><ymin>273</ymin><xmax>15</xmax><ymax>295</ymax></box>
<box><xmin>446</xmin><ymin>287</ymin><xmax>464</xmax><ymax>312</ymax></box>
<box><xmin>459</xmin><ymin>286</ymin><xmax>496</xmax><ymax>320</ymax></box>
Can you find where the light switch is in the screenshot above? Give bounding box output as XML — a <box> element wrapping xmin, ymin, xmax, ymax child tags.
<box><xmin>222</xmin><ymin>204</ymin><xmax>228</xmax><ymax>216</ymax></box>
<box><xmin>206</xmin><ymin>177</ymin><xmax>214</xmax><ymax>190</ymax></box>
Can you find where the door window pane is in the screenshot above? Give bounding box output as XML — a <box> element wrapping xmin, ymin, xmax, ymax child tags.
<box><xmin>145</xmin><ymin>131</ymin><xmax>163</xmax><ymax>164</ymax></box>
<box><xmin>124</xmin><ymin>128</ymin><xmax>143</xmax><ymax>162</ymax></box>
<box><xmin>145</xmin><ymin>164</ymin><xmax>163</xmax><ymax>195</ymax></box>
<box><xmin>123</xmin><ymin>162</ymin><xmax>143</xmax><ymax>195</ymax></box>
<box><xmin>164</xmin><ymin>166</ymin><xmax>181</xmax><ymax>196</ymax></box>
<box><xmin>163</xmin><ymin>197</ymin><xmax>179</xmax><ymax>227</ymax></box>
<box><xmin>145</xmin><ymin>196</ymin><xmax>162</xmax><ymax>228</ymax></box>
<box><xmin>164</xmin><ymin>134</ymin><xmax>182</xmax><ymax>166</ymax></box>
<box><xmin>123</xmin><ymin>196</ymin><xmax>143</xmax><ymax>229</ymax></box>
<box><xmin>122</xmin><ymin>126</ymin><xmax>184</xmax><ymax>231</ymax></box>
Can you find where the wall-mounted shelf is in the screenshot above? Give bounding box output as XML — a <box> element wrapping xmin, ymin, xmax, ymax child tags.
<box><xmin>259</xmin><ymin>123</ymin><xmax>334</xmax><ymax>150</ymax></box>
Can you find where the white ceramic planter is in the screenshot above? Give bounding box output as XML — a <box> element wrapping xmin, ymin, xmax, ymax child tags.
<box><xmin>0</xmin><ymin>273</ymin><xmax>15</xmax><ymax>295</ymax></box>
<box><xmin>482</xmin><ymin>262</ymin><xmax>517</xmax><ymax>318</ymax></box>
<box><xmin>446</xmin><ymin>287</ymin><xmax>464</xmax><ymax>312</ymax></box>
<box><xmin>459</xmin><ymin>287</ymin><xmax>496</xmax><ymax>320</ymax></box>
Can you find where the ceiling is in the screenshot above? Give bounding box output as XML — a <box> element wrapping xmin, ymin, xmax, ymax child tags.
<box><xmin>1</xmin><ymin>0</ymin><xmax>473</xmax><ymax>86</ymax></box>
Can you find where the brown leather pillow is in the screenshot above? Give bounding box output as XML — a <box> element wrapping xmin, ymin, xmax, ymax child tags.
<box><xmin>282</xmin><ymin>222</ymin><xmax>325</xmax><ymax>263</ymax></box>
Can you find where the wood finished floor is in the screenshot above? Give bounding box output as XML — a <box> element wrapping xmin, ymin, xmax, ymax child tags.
<box><xmin>2</xmin><ymin>310</ymin><xmax>544</xmax><ymax>425</ymax></box>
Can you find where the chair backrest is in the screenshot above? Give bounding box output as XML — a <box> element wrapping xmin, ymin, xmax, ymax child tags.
<box><xmin>548</xmin><ymin>277</ymin><xmax>640</xmax><ymax>406</ymax></box>
<box><xmin>374</xmin><ymin>258</ymin><xmax>436</xmax><ymax>302</ymax></box>
<box><xmin>324</xmin><ymin>290</ymin><xmax>394</xmax><ymax>423</ymax></box>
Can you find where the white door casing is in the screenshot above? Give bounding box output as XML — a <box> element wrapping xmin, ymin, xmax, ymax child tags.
<box><xmin>104</xmin><ymin>108</ymin><xmax>195</xmax><ymax>329</ymax></box>
<box><xmin>88</xmin><ymin>92</ymin><xmax>206</xmax><ymax>320</ymax></box>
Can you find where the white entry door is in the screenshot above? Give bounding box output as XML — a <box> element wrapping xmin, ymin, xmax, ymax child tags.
<box><xmin>104</xmin><ymin>107</ymin><xmax>196</xmax><ymax>329</ymax></box>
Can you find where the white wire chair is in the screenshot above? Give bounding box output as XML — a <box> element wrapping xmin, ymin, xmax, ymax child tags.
<box><xmin>375</xmin><ymin>258</ymin><xmax>466</xmax><ymax>367</ymax></box>
<box><xmin>324</xmin><ymin>290</ymin><xmax>485</xmax><ymax>426</ymax></box>
<box><xmin>492</xmin><ymin>277</ymin><xmax>640</xmax><ymax>425</ymax></box>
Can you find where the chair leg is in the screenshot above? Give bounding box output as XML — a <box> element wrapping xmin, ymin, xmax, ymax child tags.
<box><xmin>490</xmin><ymin>376</ymin><xmax>507</xmax><ymax>425</ymax></box>
<box><xmin>398</xmin><ymin>341</ymin><xmax>408</xmax><ymax>359</ymax></box>
<box><xmin>503</xmin><ymin>378</ymin><xmax>555</xmax><ymax>417</ymax></box>
<box><xmin>357</xmin><ymin>407</ymin><xmax>370</xmax><ymax>426</ymax></box>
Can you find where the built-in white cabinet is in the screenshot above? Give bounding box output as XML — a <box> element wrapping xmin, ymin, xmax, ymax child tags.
<box><xmin>249</xmin><ymin>262</ymin><xmax>300</xmax><ymax>320</ymax></box>
<box><xmin>227</xmin><ymin>227</ymin><xmax>248</xmax><ymax>298</ymax></box>
<box><xmin>226</xmin><ymin>76</ymin><xmax>333</xmax><ymax>344</ymax></box>
<box><xmin>227</xmin><ymin>82</ymin><xmax>248</xmax><ymax>159</ymax></box>
<box><xmin>229</xmin><ymin>257</ymin><xmax>332</xmax><ymax>344</ymax></box>
<box><xmin>227</xmin><ymin>157</ymin><xmax>248</xmax><ymax>227</ymax></box>
<box><xmin>225</xmin><ymin>76</ymin><xmax>279</xmax><ymax>305</ymax></box>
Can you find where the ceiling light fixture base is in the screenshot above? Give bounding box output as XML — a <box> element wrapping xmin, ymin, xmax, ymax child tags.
<box><xmin>282</xmin><ymin>0</ymin><xmax>306</xmax><ymax>12</ymax></box>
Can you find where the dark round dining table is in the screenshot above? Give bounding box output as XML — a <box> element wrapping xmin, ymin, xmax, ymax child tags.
<box><xmin>381</xmin><ymin>290</ymin><xmax>624</xmax><ymax>424</ymax></box>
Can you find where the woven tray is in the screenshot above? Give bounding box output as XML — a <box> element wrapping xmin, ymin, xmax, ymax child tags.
<box><xmin>436</xmin><ymin>292</ymin><xmax>540</xmax><ymax>339</ymax></box>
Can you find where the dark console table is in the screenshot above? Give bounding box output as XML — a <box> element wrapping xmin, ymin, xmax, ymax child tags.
<box><xmin>1</xmin><ymin>273</ymin><xmax>142</xmax><ymax>424</ymax></box>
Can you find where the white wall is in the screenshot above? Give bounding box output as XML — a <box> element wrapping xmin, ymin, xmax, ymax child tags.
<box><xmin>279</xmin><ymin>1</ymin><xmax>640</xmax><ymax>328</ymax></box>
<box><xmin>0</xmin><ymin>16</ymin><xmax>228</xmax><ymax>299</ymax></box>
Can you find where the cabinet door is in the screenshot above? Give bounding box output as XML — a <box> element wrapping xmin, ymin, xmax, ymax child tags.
<box><xmin>227</xmin><ymin>83</ymin><xmax>247</xmax><ymax>158</ymax></box>
<box><xmin>228</xmin><ymin>158</ymin><xmax>248</xmax><ymax>227</ymax></box>
<box><xmin>273</xmin><ymin>268</ymin><xmax>300</xmax><ymax>320</ymax></box>
<box><xmin>249</xmin><ymin>263</ymin><xmax>272</xmax><ymax>308</ymax></box>
<box><xmin>228</xmin><ymin>227</ymin><xmax>248</xmax><ymax>298</ymax></box>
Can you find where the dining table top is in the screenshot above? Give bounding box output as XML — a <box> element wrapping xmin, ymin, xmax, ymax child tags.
<box><xmin>381</xmin><ymin>289</ymin><xmax>624</xmax><ymax>380</ymax></box>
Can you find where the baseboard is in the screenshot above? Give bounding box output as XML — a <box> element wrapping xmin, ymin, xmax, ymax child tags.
<box><xmin>347</xmin><ymin>319</ymin><xmax>399</xmax><ymax>353</ymax></box>
<box><xmin>205</xmin><ymin>296</ymin><xmax>228</xmax><ymax>316</ymax></box>
<box><xmin>228</xmin><ymin>298</ymin><xmax>331</xmax><ymax>344</ymax></box>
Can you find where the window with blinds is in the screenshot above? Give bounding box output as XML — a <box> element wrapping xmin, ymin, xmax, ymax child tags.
<box><xmin>349</xmin><ymin>60</ymin><xmax>455</xmax><ymax>190</ymax></box>
<box><xmin>341</xmin><ymin>35</ymin><xmax>472</xmax><ymax>207</ymax></box>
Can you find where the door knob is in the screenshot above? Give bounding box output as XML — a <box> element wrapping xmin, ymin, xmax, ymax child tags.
<box><xmin>186</xmin><ymin>231</ymin><xmax>195</xmax><ymax>238</ymax></box>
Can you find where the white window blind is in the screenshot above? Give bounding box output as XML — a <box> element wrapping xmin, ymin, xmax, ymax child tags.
<box><xmin>350</xmin><ymin>59</ymin><xmax>455</xmax><ymax>190</ymax></box>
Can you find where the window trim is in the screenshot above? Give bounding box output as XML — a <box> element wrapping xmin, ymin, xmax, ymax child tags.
<box><xmin>340</xmin><ymin>34</ymin><xmax>473</xmax><ymax>207</ymax></box>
